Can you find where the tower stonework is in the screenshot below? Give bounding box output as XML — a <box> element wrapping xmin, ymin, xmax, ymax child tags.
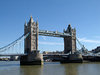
<box><xmin>20</xmin><ymin>16</ymin><xmax>43</xmax><ymax>65</ymax></box>
<box><xmin>24</xmin><ymin>16</ymin><xmax>38</xmax><ymax>53</ymax></box>
<box><xmin>64</xmin><ymin>24</ymin><xmax>76</xmax><ymax>54</ymax></box>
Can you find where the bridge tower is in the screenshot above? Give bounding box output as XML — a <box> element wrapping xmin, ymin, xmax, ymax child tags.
<box><xmin>20</xmin><ymin>16</ymin><xmax>43</xmax><ymax>65</ymax></box>
<box><xmin>62</xmin><ymin>24</ymin><xmax>83</xmax><ymax>63</ymax></box>
<box><xmin>64</xmin><ymin>24</ymin><xmax>76</xmax><ymax>54</ymax></box>
<box><xmin>24</xmin><ymin>16</ymin><xmax>38</xmax><ymax>53</ymax></box>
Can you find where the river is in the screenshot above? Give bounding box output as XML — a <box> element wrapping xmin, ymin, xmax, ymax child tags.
<box><xmin>0</xmin><ymin>61</ymin><xmax>100</xmax><ymax>75</ymax></box>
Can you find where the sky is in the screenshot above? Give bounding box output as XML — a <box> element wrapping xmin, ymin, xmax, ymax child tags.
<box><xmin>0</xmin><ymin>0</ymin><xmax>100</xmax><ymax>52</ymax></box>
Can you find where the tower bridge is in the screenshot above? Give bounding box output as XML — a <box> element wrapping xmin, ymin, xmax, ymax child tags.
<box><xmin>0</xmin><ymin>16</ymin><xmax>83</xmax><ymax>65</ymax></box>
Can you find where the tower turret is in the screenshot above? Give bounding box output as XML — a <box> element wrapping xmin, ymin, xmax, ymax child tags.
<box><xmin>24</xmin><ymin>20</ymin><xmax>27</xmax><ymax>26</ymax></box>
<box><xmin>29</xmin><ymin>16</ymin><xmax>34</xmax><ymax>23</ymax></box>
<box><xmin>36</xmin><ymin>20</ymin><xmax>39</xmax><ymax>50</ymax></box>
<box><xmin>24</xmin><ymin>20</ymin><xmax>27</xmax><ymax>35</ymax></box>
<box><xmin>67</xmin><ymin>24</ymin><xmax>72</xmax><ymax>34</ymax></box>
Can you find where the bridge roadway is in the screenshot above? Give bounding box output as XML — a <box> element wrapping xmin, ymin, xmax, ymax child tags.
<box><xmin>43</xmin><ymin>54</ymin><xmax>69</xmax><ymax>58</ymax></box>
<box><xmin>39</xmin><ymin>30</ymin><xmax>71</xmax><ymax>37</ymax></box>
<box><xmin>0</xmin><ymin>53</ymin><xmax>27</xmax><ymax>56</ymax></box>
<box><xmin>0</xmin><ymin>53</ymin><xmax>69</xmax><ymax>57</ymax></box>
<box><xmin>43</xmin><ymin>54</ymin><xmax>69</xmax><ymax>56</ymax></box>
<box><xmin>1</xmin><ymin>53</ymin><xmax>100</xmax><ymax>57</ymax></box>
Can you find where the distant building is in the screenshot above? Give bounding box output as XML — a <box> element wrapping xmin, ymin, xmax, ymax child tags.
<box><xmin>10</xmin><ymin>56</ymin><xmax>20</xmax><ymax>61</ymax></box>
<box><xmin>92</xmin><ymin>46</ymin><xmax>100</xmax><ymax>53</ymax></box>
<box><xmin>43</xmin><ymin>51</ymin><xmax>64</xmax><ymax>54</ymax></box>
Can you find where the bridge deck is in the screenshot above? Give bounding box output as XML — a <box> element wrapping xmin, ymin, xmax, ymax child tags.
<box><xmin>0</xmin><ymin>54</ymin><xmax>27</xmax><ymax>56</ymax></box>
<box><xmin>39</xmin><ymin>30</ymin><xmax>71</xmax><ymax>37</ymax></box>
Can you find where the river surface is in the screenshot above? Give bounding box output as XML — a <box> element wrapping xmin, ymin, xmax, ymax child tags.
<box><xmin>0</xmin><ymin>61</ymin><xmax>100</xmax><ymax>75</ymax></box>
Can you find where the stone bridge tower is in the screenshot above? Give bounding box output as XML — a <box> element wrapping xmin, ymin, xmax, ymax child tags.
<box><xmin>62</xmin><ymin>24</ymin><xmax>83</xmax><ymax>62</ymax></box>
<box><xmin>24</xmin><ymin>16</ymin><xmax>38</xmax><ymax>53</ymax></box>
<box><xmin>64</xmin><ymin>24</ymin><xmax>76</xmax><ymax>54</ymax></box>
<box><xmin>20</xmin><ymin>16</ymin><xmax>43</xmax><ymax>65</ymax></box>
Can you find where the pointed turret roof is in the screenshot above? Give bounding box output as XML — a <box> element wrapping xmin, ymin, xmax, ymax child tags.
<box><xmin>36</xmin><ymin>20</ymin><xmax>38</xmax><ymax>25</ymax></box>
<box><xmin>29</xmin><ymin>16</ymin><xmax>34</xmax><ymax>23</ymax></box>
<box><xmin>66</xmin><ymin>24</ymin><xmax>72</xmax><ymax>34</ymax></box>
<box><xmin>68</xmin><ymin>24</ymin><xmax>72</xmax><ymax>29</ymax></box>
<box><xmin>24</xmin><ymin>20</ymin><xmax>27</xmax><ymax>26</ymax></box>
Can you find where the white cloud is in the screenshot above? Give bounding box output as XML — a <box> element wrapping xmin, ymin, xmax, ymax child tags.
<box><xmin>39</xmin><ymin>37</ymin><xmax>100</xmax><ymax>46</ymax></box>
<box><xmin>78</xmin><ymin>38</ymin><xmax>100</xmax><ymax>44</ymax></box>
<box><xmin>39</xmin><ymin>41</ymin><xmax>63</xmax><ymax>45</ymax></box>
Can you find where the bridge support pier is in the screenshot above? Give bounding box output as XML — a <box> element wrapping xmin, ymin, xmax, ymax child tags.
<box><xmin>60</xmin><ymin>53</ymin><xmax>83</xmax><ymax>63</ymax></box>
<box><xmin>68</xmin><ymin>53</ymin><xmax>83</xmax><ymax>63</ymax></box>
<box><xmin>20</xmin><ymin>51</ymin><xmax>43</xmax><ymax>65</ymax></box>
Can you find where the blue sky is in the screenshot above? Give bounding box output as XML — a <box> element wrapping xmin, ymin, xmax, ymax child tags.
<box><xmin>0</xmin><ymin>0</ymin><xmax>100</xmax><ymax>52</ymax></box>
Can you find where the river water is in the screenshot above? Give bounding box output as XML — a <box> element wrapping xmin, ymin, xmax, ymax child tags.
<box><xmin>0</xmin><ymin>61</ymin><xmax>100</xmax><ymax>75</ymax></box>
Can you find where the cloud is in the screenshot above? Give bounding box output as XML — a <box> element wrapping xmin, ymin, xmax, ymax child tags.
<box><xmin>39</xmin><ymin>41</ymin><xmax>63</xmax><ymax>45</ymax></box>
<box><xmin>78</xmin><ymin>38</ymin><xmax>100</xmax><ymax>44</ymax></box>
<box><xmin>39</xmin><ymin>37</ymin><xmax>100</xmax><ymax>46</ymax></box>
